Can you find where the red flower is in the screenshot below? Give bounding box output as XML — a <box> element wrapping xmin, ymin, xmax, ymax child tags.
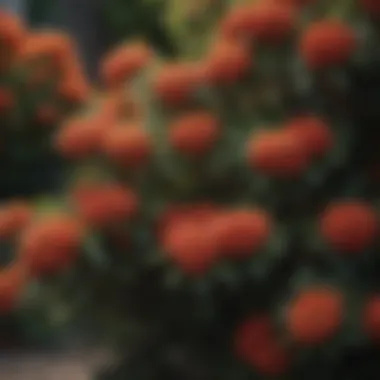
<box><xmin>204</xmin><ymin>39</ymin><xmax>251</xmax><ymax>84</ymax></box>
<box><xmin>101</xmin><ymin>41</ymin><xmax>152</xmax><ymax>88</ymax></box>
<box><xmin>221</xmin><ymin>2</ymin><xmax>296</xmax><ymax>43</ymax></box>
<box><xmin>19</xmin><ymin>214</ymin><xmax>84</xmax><ymax>276</ymax></box>
<box><xmin>152</xmin><ymin>63</ymin><xmax>205</xmax><ymax>106</ymax></box>
<box><xmin>213</xmin><ymin>209</ymin><xmax>272</xmax><ymax>258</ymax></box>
<box><xmin>55</xmin><ymin>115</ymin><xmax>106</xmax><ymax>159</ymax></box>
<box><xmin>21</xmin><ymin>31</ymin><xmax>74</xmax><ymax>71</ymax></box>
<box><xmin>169</xmin><ymin>111</ymin><xmax>220</xmax><ymax>156</ymax></box>
<box><xmin>246</xmin><ymin>129</ymin><xmax>310</xmax><ymax>177</ymax></box>
<box><xmin>103</xmin><ymin>124</ymin><xmax>152</xmax><ymax>168</ymax></box>
<box><xmin>162</xmin><ymin>214</ymin><xmax>220</xmax><ymax>275</ymax></box>
<box><xmin>300</xmin><ymin>20</ymin><xmax>356</xmax><ymax>68</ymax></box>
<box><xmin>71</xmin><ymin>183</ymin><xmax>139</xmax><ymax>229</ymax></box>
<box><xmin>285</xmin><ymin>116</ymin><xmax>333</xmax><ymax>158</ymax></box>
<box><xmin>234</xmin><ymin>314</ymin><xmax>291</xmax><ymax>375</ymax></box>
<box><xmin>286</xmin><ymin>286</ymin><xmax>344</xmax><ymax>345</ymax></box>
<box><xmin>0</xmin><ymin>10</ymin><xmax>25</xmax><ymax>55</ymax></box>
<box><xmin>157</xmin><ymin>203</ymin><xmax>217</xmax><ymax>244</ymax></box>
<box><xmin>319</xmin><ymin>201</ymin><xmax>378</xmax><ymax>253</ymax></box>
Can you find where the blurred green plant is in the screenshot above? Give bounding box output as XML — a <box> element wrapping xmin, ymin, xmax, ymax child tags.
<box><xmin>101</xmin><ymin>0</ymin><xmax>177</xmax><ymax>57</ymax></box>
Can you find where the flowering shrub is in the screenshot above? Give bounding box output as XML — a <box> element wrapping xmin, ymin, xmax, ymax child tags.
<box><xmin>3</xmin><ymin>0</ymin><xmax>380</xmax><ymax>377</ymax></box>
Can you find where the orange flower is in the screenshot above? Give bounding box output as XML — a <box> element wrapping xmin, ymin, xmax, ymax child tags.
<box><xmin>18</xmin><ymin>214</ymin><xmax>84</xmax><ymax>276</ymax></box>
<box><xmin>300</xmin><ymin>20</ymin><xmax>356</xmax><ymax>69</ymax></box>
<box><xmin>0</xmin><ymin>262</ymin><xmax>28</xmax><ymax>314</ymax></box>
<box><xmin>71</xmin><ymin>183</ymin><xmax>139</xmax><ymax>229</ymax></box>
<box><xmin>169</xmin><ymin>111</ymin><xmax>220</xmax><ymax>156</ymax></box>
<box><xmin>58</xmin><ymin>76</ymin><xmax>90</xmax><ymax>105</ymax></box>
<box><xmin>285</xmin><ymin>286</ymin><xmax>344</xmax><ymax>345</ymax></box>
<box><xmin>101</xmin><ymin>41</ymin><xmax>152</xmax><ymax>88</ymax></box>
<box><xmin>21</xmin><ymin>31</ymin><xmax>74</xmax><ymax>70</ymax></box>
<box><xmin>102</xmin><ymin>124</ymin><xmax>152</xmax><ymax>169</ymax></box>
<box><xmin>55</xmin><ymin>115</ymin><xmax>106</xmax><ymax>159</ymax></box>
<box><xmin>285</xmin><ymin>116</ymin><xmax>333</xmax><ymax>159</ymax></box>
<box><xmin>152</xmin><ymin>62</ymin><xmax>205</xmax><ymax>106</ymax></box>
<box><xmin>234</xmin><ymin>314</ymin><xmax>291</xmax><ymax>375</ymax></box>
<box><xmin>363</xmin><ymin>295</ymin><xmax>380</xmax><ymax>340</ymax></box>
<box><xmin>204</xmin><ymin>39</ymin><xmax>251</xmax><ymax>84</ymax></box>
<box><xmin>319</xmin><ymin>201</ymin><xmax>378</xmax><ymax>253</ymax></box>
<box><xmin>58</xmin><ymin>60</ymin><xmax>91</xmax><ymax>105</ymax></box>
<box><xmin>0</xmin><ymin>201</ymin><xmax>32</xmax><ymax>239</ymax></box>
<box><xmin>246</xmin><ymin>129</ymin><xmax>310</xmax><ymax>177</ymax></box>
<box><xmin>163</xmin><ymin>217</ymin><xmax>220</xmax><ymax>275</ymax></box>
<box><xmin>220</xmin><ymin>2</ymin><xmax>296</xmax><ymax>43</ymax></box>
<box><xmin>0</xmin><ymin>10</ymin><xmax>25</xmax><ymax>54</ymax></box>
<box><xmin>213</xmin><ymin>209</ymin><xmax>272</xmax><ymax>258</ymax></box>
<box><xmin>157</xmin><ymin>203</ymin><xmax>218</xmax><ymax>244</ymax></box>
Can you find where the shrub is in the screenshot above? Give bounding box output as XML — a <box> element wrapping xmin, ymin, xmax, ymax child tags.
<box><xmin>3</xmin><ymin>0</ymin><xmax>380</xmax><ymax>377</ymax></box>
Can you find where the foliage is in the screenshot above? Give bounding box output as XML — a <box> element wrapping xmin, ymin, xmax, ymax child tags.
<box><xmin>100</xmin><ymin>0</ymin><xmax>177</xmax><ymax>57</ymax></box>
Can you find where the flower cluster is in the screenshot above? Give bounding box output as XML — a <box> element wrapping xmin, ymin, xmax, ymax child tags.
<box><xmin>2</xmin><ymin>0</ymin><xmax>380</xmax><ymax>378</ymax></box>
<box><xmin>0</xmin><ymin>10</ymin><xmax>90</xmax><ymax>197</ymax></box>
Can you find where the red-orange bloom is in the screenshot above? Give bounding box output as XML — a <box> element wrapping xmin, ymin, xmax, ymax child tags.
<box><xmin>157</xmin><ymin>203</ymin><xmax>218</xmax><ymax>244</ymax></box>
<box><xmin>18</xmin><ymin>214</ymin><xmax>84</xmax><ymax>276</ymax></box>
<box><xmin>300</xmin><ymin>20</ymin><xmax>356</xmax><ymax>69</ymax></box>
<box><xmin>71</xmin><ymin>183</ymin><xmax>139</xmax><ymax>229</ymax></box>
<box><xmin>21</xmin><ymin>31</ymin><xmax>74</xmax><ymax>70</ymax></box>
<box><xmin>101</xmin><ymin>41</ymin><xmax>152</xmax><ymax>88</ymax></box>
<box><xmin>286</xmin><ymin>286</ymin><xmax>344</xmax><ymax>345</ymax></box>
<box><xmin>221</xmin><ymin>2</ymin><xmax>296</xmax><ymax>43</ymax></box>
<box><xmin>152</xmin><ymin>62</ymin><xmax>205</xmax><ymax>106</ymax></box>
<box><xmin>286</xmin><ymin>116</ymin><xmax>333</xmax><ymax>158</ymax></box>
<box><xmin>319</xmin><ymin>201</ymin><xmax>378</xmax><ymax>253</ymax></box>
<box><xmin>0</xmin><ymin>10</ymin><xmax>25</xmax><ymax>54</ymax></box>
<box><xmin>234</xmin><ymin>314</ymin><xmax>291</xmax><ymax>375</ymax></box>
<box><xmin>246</xmin><ymin>129</ymin><xmax>310</xmax><ymax>177</ymax></box>
<box><xmin>213</xmin><ymin>209</ymin><xmax>272</xmax><ymax>258</ymax></box>
<box><xmin>169</xmin><ymin>111</ymin><xmax>220</xmax><ymax>156</ymax></box>
<box><xmin>102</xmin><ymin>124</ymin><xmax>152</xmax><ymax>168</ymax></box>
<box><xmin>204</xmin><ymin>39</ymin><xmax>251</xmax><ymax>84</ymax></box>
<box><xmin>163</xmin><ymin>218</ymin><xmax>220</xmax><ymax>275</ymax></box>
<box><xmin>55</xmin><ymin>115</ymin><xmax>106</xmax><ymax>159</ymax></box>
